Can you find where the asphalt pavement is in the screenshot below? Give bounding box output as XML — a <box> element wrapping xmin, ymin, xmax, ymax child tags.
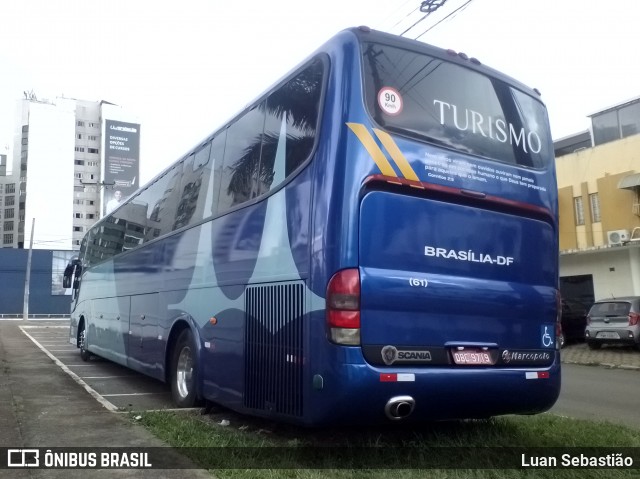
<box><xmin>0</xmin><ymin>320</ymin><xmax>212</xmax><ymax>478</ymax></box>
<box><xmin>0</xmin><ymin>318</ymin><xmax>638</xmax><ymax>477</ymax></box>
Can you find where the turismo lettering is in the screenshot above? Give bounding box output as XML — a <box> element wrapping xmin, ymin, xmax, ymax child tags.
<box><xmin>433</xmin><ymin>99</ymin><xmax>541</xmax><ymax>154</ymax></box>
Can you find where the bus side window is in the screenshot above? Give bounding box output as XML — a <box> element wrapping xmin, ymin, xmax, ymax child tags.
<box><xmin>140</xmin><ymin>165</ymin><xmax>183</xmax><ymax>242</ymax></box>
<box><xmin>173</xmin><ymin>153</ymin><xmax>198</xmax><ymax>230</ymax></box>
<box><xmin>207</xmin><ymin>132</ymin><xmax>226</xmax><ymax>219</ymax></box>
<box><xmin>217</xmin><ymin>104</ymin><xmax>266</xmax><ymax>214</ymax></box>
<box><xmin>260</xmin><ymin>58</ymin><xmax>324</xmax><ymax>194</ymax></box>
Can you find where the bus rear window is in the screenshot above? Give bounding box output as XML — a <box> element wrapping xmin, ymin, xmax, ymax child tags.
<box><xmin>361</xmin><ymin>42</ymin><xmax>552</xmax><ymax>168</ymax></box>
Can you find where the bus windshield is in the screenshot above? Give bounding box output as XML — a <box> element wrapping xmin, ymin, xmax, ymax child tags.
<box><xmin>361</xmin><ymin>42</ymin><xmax>552</xmax><ymax>169</ymax></box>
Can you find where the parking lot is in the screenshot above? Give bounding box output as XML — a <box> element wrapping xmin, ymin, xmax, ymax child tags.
<box><xmin>0</xmin><ymin>320</ymin><xmax>214</xmax><ymax>477</ymax></box>
<box><xmin>20</xmin><ymin>322</ymin><xmax>178</xmax><ymax>412</ymax></box>
<box><xmin>10</xmin><ymin>320</ymin><xmax>640</xmax><ymax>424</ymax></box>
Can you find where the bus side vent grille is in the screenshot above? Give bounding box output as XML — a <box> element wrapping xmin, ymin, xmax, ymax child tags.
<box><xmin>244</xmin><ymin>282</ymin><xmax>305</xmax><ymax>417</ymax></box>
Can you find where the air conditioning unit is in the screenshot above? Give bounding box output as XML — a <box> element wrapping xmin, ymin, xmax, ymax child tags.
<box><xmin>607</xmin><ymin>229</ymin><xmax>630</xmax><ymax>246</ymax></box>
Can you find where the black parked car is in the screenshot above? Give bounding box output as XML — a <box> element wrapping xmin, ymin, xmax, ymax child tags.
<box><xmin>559</xmin><ymin>299</ymin><xmax>589</xmax><ymax>347</ymax></box>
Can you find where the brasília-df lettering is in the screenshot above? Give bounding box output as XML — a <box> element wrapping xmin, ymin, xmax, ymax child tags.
<box><xmin>424</xmin><ymin>246</ymin><xmax>514</xmax><ymax>266</ymax></box>
<box><xmin>433</xmin><ymin>99</ymin><xmax>542</xmax><ymax>154</ymax></box>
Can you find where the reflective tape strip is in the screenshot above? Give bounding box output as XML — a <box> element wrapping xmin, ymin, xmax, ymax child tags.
<box><xmin>526</xmin><ymin>371</ymin><xmax>549</xmax><ymax>379</ymax></box>
<box><xmin>380</xmin><ymin>373</ymin><xmax>415</xmax><ymax>382</ymax></box>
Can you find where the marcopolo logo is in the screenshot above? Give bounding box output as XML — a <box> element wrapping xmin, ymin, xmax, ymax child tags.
<box><xmin>501</xmin><ymin>350</ymin><xmax>551</xmax><ymax>365</ymax></box>
<box><xmin>424</xmin><ymin>246</ymin><xmax>514</xmax><ymax>266</ymax></box>
<box><xmin>381</xmin><ymin>345</ymin><xmax>432</xmax><ymax>365</ymax></box>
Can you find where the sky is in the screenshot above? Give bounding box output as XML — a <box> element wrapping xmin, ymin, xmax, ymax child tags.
<box><xmin>1</xmin><ymin>0</ymin><xmax>639</xmax><ymax>185</ymax></box>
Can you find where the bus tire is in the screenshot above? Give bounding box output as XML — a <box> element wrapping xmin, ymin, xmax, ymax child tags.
<box><xmin>79</xmin><ymin>322</ymin><xmax>91</xmax><ymax>362</ymax></box>
<box><xmin>171</xmin><ymin>329</ymin><xmax>199</xmax><ymax>408</ymax></box>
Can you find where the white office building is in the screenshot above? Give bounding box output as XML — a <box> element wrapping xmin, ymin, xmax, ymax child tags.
<box><xmin>0</xmin><ymin>94</ymin><xmax>140</xmax><ymax>250</ymax></box>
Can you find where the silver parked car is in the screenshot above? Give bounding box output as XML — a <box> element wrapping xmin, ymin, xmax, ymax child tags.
<box><xmin>585</xmin><ymin>297</ymin><xmax>640</xmax><ymax>350</ymax></box>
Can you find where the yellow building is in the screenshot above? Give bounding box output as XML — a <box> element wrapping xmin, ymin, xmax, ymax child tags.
<box><xmin>555</xmin><ymin>97</ymin><xmax>640</xmax><ymax>304</ymax></box>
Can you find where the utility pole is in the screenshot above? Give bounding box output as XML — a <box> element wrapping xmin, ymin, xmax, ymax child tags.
<box><xmin>23</xmin><ymin>218</ymin><xmax>35</xmax><ymax>321</ymax></box>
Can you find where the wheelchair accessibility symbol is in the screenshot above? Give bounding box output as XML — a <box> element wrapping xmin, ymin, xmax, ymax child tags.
<box><xmin>541</xmin><ymin>325</ymin><xmax>554</xmax><ymax>348</ymax></box>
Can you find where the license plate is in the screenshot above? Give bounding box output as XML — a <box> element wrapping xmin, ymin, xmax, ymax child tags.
<box><xmin>452</xmin><ymin>349</ymin><xmax>495</xmax><ymax>365</ymax></box>
<box><xmin>596</xmin><ymin>331</ymin><xmax>619</xmax><ymax>339</ymax></box>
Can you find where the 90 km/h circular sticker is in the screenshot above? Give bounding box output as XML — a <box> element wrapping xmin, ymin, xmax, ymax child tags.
<box><xmin>378</xmin><ymin>87</ymin><xmax>403</xmax><ymax>116</ymax></box>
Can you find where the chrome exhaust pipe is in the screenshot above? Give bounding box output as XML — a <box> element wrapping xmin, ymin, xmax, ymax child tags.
<box><xmin>385</xmin><ymin>395</ymin><xmax>415</xmax><ymax>420</ymax></box>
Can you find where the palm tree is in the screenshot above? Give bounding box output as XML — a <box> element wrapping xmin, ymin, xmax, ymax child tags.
<box><xmin>226</xmin><ymin>59</ymin><xmax>324</xmax><ymax>202</ymax></box>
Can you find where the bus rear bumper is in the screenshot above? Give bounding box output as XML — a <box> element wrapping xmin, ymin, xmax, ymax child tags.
<box><xmin>308</xmin><ymin>360</ymin><xmax>561</xmax><ymax>425</ymax></box>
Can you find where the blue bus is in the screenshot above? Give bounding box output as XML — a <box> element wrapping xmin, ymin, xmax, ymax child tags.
<box><xmin>67</xmin><ymin>26</ymin><xmax>560</xmax><ymax>425</ymax></box>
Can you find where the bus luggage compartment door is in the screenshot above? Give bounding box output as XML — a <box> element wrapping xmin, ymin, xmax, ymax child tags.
<box><xmin>358</xmin><ymin>190</ymin><xmax>557</xmax><ymax>364</ymax></box>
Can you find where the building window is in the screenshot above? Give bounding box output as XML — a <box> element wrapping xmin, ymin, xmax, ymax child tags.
<box><xmin>77</xmin><ymin>121</ymin><xmax>85</xmax><ymax>127</ymax></box>
<box><xmin>88</xmin><ymin>200</ymin><xmax>94</xmax><ymax>205</ymax></box>
<box><xmin>4</xmin><ymin>221</ymin><xmax>13</xmax><ymax>231</ymax></box>
<box><xmin>6</xmin><ymin>183</ymin><xmax>15</xmax><ymax>193</ymax></box>
<box><xmin>87</xmin><ymin>161</ymin><xmax>98</xmax><ymax>167</ymax></box>
<box><xmin>4</xmin><ymin>208</ymin><xmax>14</xmax><ymax>219</ymax></box>
<box><xmin>87</xmin><ymin>213</ymin><xmax>95</xmax><ymax>219</ymax></box>
<box><xmin>592</xmin><ymin>100</ymin><xmax>640</xmax><ymax>146</ymax></box>
<box><xmin>75</xmin><ymin>173</ymin><xmax>82</xmax><ymax>179</ymax></box>
<box><xmin>3</xmin><ymin>234</ymin><xmax>13</xmax><ymax>244</ymax></box>
<box><xmin>5</xmin><ymin>196</ymin><xmax>14</xmax><ymax>206</ymax></box>
<box><xmin>88</xmin><ymin>135</ymin><xmax>98</xmax><ymax>141</ymax></box>
<box><xmin>75</xmin><ymin>160</ymin><xmax>85</xmax><ymax>166</ymax></box>
<box><xmin>574</xmin><ymin>197</ymin><xmax>585</xmax><ymax>226</ymax></box>
<box><xmin>88</xmin><ymin>148</ymin><xmax>99</xmax><ymax>154</ymax></box>
<box><xmin>73</xmin><ymin>226</ymin><xmax>83</xmax><ymax>232</ymax></box>
<box><xmin>89</xmin><ymin>122</ymin><xmax>99</xmax><ymax>128</ymax></box>
<box><xmin>75</xmin><ymin>213</ymin><xmax>83</xmax><ymax>218</ymax></box>
<box><xmin>75</xmin><ymin>147</ymin><xmax>85</xmax><ymax>152</ymax></box>
<box><xmin>589</xmin><ymin>193</ymin><xmax>601</xmax><ymax>223</ymax></box>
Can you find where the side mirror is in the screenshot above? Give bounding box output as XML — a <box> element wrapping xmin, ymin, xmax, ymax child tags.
<box><xmin>63</xmin><ymin>257</ymin><xmax>82</xmax><ymax>289</ymax></box>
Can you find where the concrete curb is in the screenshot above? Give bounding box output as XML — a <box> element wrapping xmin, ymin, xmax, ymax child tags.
<box><xmin>562</xmin><ymin>359</ymin><xmax>640</xmax><ymax>371</ymax></box>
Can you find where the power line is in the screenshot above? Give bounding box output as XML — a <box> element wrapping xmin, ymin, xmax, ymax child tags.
<box><xmin>383</xmin><ymin>0</ymin><xmax>419</xmax><ymax>33</ymax></box>
<box><xmin>414</xmin><ymin>0</ymin><xmax>476</xmax><ymax>40</ymax></box>
<box><xmin>399</xmin><ymin>0</ymin><xmax>450</xmax><ymax>36</ymax></box>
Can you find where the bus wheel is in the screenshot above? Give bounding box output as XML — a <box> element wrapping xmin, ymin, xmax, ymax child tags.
<box><xmin>171</xmin><ymin>329</ymin><xmax>198</xmax><ymax>407</ymax></box>
<box><xmin>79</xmin><ymin>323</ymin><xmax>91</xmax><ymax>362</ymax></box>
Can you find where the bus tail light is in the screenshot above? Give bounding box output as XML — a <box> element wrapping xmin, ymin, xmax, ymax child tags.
<box><xmin>629</xmin><ymin>312</ymin><xmax>640</xmax><ymax>326</ymax></box>
<box><xmin>327</xmin><ymin>269</ymin><xmax>361</xmax><ymax>345</ymax></box>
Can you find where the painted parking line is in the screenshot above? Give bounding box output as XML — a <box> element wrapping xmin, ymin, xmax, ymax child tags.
<box><xmin>20</xmin><ymin>326</ymin><xmax>118</xmax><ymax>412</ymax></box>
<box><xmin>102</xmin><ymin>393</ymin><xmax>167</xmax><ymax>397</ymax></box>
<box><xmin>81</xmin><ymin>376</ymin><xmax>137</xmax><ymax>379</ymax></box>
<box><xmin>20</xmin><ymin>325</ymin><xmax>69</xmax><ymax>329</ymax></box>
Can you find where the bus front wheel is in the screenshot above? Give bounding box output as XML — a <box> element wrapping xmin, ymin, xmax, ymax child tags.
<box><xmin>171</xmin><ymin>329</ymin><xmax>199</xmax><ymax>407</ymax></box>
<box><xmin>79</xmin><ymin>323</ymin><xmax>91</xmax><ymax>362</ymax></box>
